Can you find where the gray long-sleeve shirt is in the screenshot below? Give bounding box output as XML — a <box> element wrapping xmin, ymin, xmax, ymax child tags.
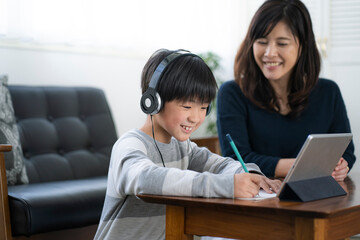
<box><xmin>94</xmin><ymin>129</ymin><xmax>261</xmax><ymax>240</ymax></box>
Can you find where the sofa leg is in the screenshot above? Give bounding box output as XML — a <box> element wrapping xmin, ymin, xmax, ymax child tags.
<box><xmin>0</xmin><ymin>145</ymin><xmax>13</xmax><ymax>240</ymax></box>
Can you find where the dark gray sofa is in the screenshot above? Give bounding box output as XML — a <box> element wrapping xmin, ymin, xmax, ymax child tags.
<box><xmin>0</xmin><ymin>86</ymin><xmax>117</xmax><ymax>239</ymax></box>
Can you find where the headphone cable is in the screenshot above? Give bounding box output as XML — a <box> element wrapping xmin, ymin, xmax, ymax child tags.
<box><xmin>150</xmin><ymin>115</ymin><xmax>166</xmax><ymax>167</ymax></box>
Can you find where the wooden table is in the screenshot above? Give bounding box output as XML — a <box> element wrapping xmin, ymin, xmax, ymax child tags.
<box><xmin>138</xmin><ymin>173</ymin><xmax>360</xmax><ymax>240</ymax></box>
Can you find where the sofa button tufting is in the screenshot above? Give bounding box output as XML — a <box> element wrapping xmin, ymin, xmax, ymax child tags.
<box><xmin>4</xmin><ymin>85</ymin><xmax>118</xmax><ymax>237</ymax></box>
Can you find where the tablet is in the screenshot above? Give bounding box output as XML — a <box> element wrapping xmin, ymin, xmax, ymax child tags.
<box><xmin>276</xmin><ymin>133</ymin><xmax>352</xmax><ymax>197</ymax></box>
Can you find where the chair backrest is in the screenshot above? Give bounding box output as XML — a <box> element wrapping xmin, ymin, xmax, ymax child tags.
<box><xmin>192</xmin><ymin>136</ymin><xmax>221</xmax><ymax>155</ymax></box>
<box><xmin>9</xmin><ymin>86</ymin><xmax>118</xmax><ymax>183</ymax></box>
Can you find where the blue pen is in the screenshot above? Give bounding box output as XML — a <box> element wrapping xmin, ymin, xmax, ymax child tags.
<box><xmin>226</xmin><ymin>133</ymin><xmax>249</xmax><ymax>173</ymax></box>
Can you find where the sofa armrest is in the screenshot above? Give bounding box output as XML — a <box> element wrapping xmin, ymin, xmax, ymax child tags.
<box><xmin>0</xmin><ymin>144</ymin><xmax>13</xmax><ymax>240</ymax></box>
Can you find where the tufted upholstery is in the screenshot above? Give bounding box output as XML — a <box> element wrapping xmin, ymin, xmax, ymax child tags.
<box><xmin>6</xmin><ymin>86</ymin><xmax>117</xmax><ymax>236</ymax></box>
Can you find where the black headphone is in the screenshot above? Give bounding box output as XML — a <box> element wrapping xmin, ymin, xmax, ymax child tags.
<box><xmin>140</xmin><ymin>50</ymin><xmax>212</xmax><ymax>116</ymax></box>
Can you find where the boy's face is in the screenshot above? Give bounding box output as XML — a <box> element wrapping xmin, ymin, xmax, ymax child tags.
<box><xmin>155</xmin><ymin>100</ymin><xmax>209</xmax><ymax>143</ymax></box>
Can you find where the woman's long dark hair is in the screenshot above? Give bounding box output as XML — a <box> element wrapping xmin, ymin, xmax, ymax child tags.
<box><xmin>234</xmin><ymin>0</ymin><xmax>320</xmax><ymax>117</ymax></box>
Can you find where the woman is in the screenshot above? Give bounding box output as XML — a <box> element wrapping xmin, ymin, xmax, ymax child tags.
<box><xmin>217</xmin><ymin>0</ymin><xmax>355</xmax><ymax>181</ymax></box>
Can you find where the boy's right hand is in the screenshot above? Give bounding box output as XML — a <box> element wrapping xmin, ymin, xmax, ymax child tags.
<box><xmin>234</xmin><ymin>173</ymin><xmax>282</xmax><ymax>198</ymax></box>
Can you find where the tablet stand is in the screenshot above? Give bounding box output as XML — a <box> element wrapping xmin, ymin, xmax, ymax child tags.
<box><xmin>278</xmin><ymin>176</ymin><xmax>347</xmax><ymax>202</ymax></box>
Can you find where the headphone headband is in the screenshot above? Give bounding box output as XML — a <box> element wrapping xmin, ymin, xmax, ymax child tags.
<box><xmin>148</xmin><ymin>50</ymin><xmax>196</xmax><ymax>89</ymax></box>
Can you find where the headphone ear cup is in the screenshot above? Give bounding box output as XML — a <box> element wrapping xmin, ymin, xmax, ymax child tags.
<box><xmin>206</xmin><ymin>103</ymin><xmax>212</xmax><ymax>116</ymax></box>
<box><xmin>140</xmin><ymin>88</ymin><xmax>162</xmax><ymax>115</ymax></box>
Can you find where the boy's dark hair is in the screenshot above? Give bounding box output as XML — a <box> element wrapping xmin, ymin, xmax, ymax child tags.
<box><xmin>141</xmin><ymin>49</ymin><xmax>217</xmax><ymax>108</ymax></box>
<box><xmin>234</xmin><ymin>0</ymin><xmax>320</xmax><ymax>117</ymax></box>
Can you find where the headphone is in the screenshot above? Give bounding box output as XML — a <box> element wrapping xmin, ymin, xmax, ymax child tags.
<box><xmin>140</xmin><ymin>50</ymin><xmax>212</xmax><ymax>116</ymax></box>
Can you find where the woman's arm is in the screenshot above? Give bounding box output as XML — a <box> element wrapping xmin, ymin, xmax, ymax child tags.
<box><xmin>328</xmin><ymin>81</ymin><xmax>356</xmax><ymax>169</ymax></box>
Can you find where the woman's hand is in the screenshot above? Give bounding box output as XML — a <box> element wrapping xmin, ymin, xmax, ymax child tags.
<box><xmin>332</xmin><ymin>157</ymin><xmax>349</xmax><ymax>182</ymax></box>
<box><xmin>234</xmin><ymin>173</ymin><xmax>282</xmax><ymax>198</ymax></box>
<box><xmin>274</xmin><ymin>158</ymin><xmax>296</xmax><ymax>178</ymax></box>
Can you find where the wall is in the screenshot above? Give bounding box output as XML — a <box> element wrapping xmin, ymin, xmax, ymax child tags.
<box><xmin>0</xmin><ymin>46</ymin><xmax>147</xmax><ymax>136</ymax></box>
<box><xmin>0</xmin><ymin>0</ymin><xmax>251</xmax><ymax>138</ymax></box>
<box><xmin>0</xmin><ymin>0</ymin><xmax>358</xmax><ymax>173</ymax></box>
<box><xmin>331</xmin><ymin>65</ymin><xmax>360</xmax><ymax>173</ymax></box>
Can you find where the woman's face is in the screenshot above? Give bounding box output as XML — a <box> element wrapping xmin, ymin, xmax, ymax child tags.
<box><xmin>253</xmin><ymin>20</ymin><xmax>300</xmax><ymax>84</ymax></box>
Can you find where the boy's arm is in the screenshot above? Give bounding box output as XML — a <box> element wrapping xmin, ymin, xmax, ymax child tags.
<box><xmin>110</xmin><ymin>138</ymin><xmax>236</xmax><ymax>198</ymax></box>
<box><xmin>188</xmin><ymin>141</ymin><xmax>263</xmax><ymax>175</ymax></box>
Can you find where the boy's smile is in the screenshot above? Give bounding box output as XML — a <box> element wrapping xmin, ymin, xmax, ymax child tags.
<box><xmin>149</xmin><ymin>100</ymin><xmax>208</xmax><ymax>143</ymax></box>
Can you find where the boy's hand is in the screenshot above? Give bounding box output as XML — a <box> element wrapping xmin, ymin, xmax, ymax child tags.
<box><xmin>234</xmin><ymin>173</ymin><xmax>282</xmax><ymax>198</ymax></box>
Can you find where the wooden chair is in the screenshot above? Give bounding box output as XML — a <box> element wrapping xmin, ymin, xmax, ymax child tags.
<box><xmin>191</xmin><ymin>136</ymin><xmax>221</xmax><ymax>155</ymax></box>
<box><xmin>0</xmin><ymin>145</ymin><xmax>12</xmax><ymax>240</ymax></box>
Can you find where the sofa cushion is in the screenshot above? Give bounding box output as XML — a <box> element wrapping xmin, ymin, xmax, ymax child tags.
<box><xmin>0</xmin><ymin>75</ymin><xmax>28</xmax><ymax>185</ymax></box>
<box><xmin>9</xmin><ymin>86</ymin><xmax>117</xmax><ymax>183</ymax></box>
<box><xmin>6</xmin><ymin>85</ymin><xmax>118</xmax><ymax>236</ymax></box>
<box><xmin>8</xmin><ymin>176</ymin><xmax>107</xmax><ymax>236</ymax></box>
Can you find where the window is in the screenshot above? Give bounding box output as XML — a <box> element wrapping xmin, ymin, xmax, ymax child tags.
<box><xmin>0</xmin><ymin>0</ymin><xmax>245</xmax><ymax>57</ymax></box>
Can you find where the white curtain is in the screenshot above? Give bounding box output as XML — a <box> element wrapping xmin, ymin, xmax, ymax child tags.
<box><xmin>0</xmin><ymin>0</ymin><xmax>245</xmax><ymax>55</ymax></box>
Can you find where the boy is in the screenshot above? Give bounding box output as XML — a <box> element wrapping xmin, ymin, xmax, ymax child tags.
<box><xmin>94</xmin><ymin>49</ymin><xmax>281</xmax><ymax>239</ymax></box>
